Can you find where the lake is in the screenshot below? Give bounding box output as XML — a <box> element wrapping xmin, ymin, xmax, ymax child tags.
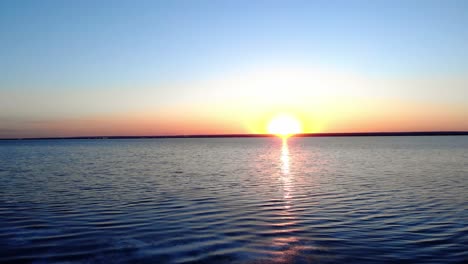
<box><xmin>0</xmin><ymin>136</ymin><xmax>467</xmax><ymax>263</ymax></box>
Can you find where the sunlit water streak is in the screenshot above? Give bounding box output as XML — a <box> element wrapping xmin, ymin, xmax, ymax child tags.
<box><xmin>0</xmin><ymin>136</ymin><xmax>467</xmax><ymax>263</ymax></box>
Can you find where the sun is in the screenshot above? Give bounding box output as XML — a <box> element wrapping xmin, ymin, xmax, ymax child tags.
<box><xmin>267</xmin><ymin>114</ymin><xmax>303</xmax><ymax>138</ymax></box>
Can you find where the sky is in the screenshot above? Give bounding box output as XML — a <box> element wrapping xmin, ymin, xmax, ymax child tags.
<box><xmin>1</xmin><ymin>0</ymin><xmax>467</xmax><ymax>138</ymax></box>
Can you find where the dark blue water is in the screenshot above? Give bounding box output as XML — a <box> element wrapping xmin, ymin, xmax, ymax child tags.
<box><xmin>0</xmin><ymin>137</ymin><xmax>467</xmax><ymax>263</ymax></box>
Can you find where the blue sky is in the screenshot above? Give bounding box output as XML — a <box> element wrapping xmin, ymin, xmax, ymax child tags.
<box><xmin>1</xmin><ymin>0</ymin><xmax>467</xmax><ymax>137</ymax></box>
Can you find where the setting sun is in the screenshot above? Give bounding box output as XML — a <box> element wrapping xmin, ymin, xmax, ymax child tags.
<box><xmin>267</xmin><ymin>114</ymin><xmax>303</xmax><ymax>137</ymax></box>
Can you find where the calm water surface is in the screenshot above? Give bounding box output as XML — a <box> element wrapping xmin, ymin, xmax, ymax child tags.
<box><xmin>0</xmin><ymin>137</ymin><xmax>467</xmax><ymax>263</ymax></box>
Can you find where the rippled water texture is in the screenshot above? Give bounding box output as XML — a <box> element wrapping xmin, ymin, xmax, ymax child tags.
<box><xmin>0</xmin><ymin>137</ymin><xmax>467</xmax><ymax>263</ymax></box>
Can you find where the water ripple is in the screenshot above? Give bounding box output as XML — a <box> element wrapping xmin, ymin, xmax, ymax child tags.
<box><xmin>0</xmin><ymin>137</ymin><xmax>467</xmax><ymax>263</ymax></box>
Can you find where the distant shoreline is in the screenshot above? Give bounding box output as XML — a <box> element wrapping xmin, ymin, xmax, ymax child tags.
<box><xmin>1</xmin><ymin>131</ymin><xmax>467</xmax><ymax>140</ymax></box>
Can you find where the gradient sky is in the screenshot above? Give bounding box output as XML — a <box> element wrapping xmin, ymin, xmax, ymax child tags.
<box><xmin>1</xmin><ymin>0</ymin><xmax>467</xmax><ymax>138</ymax></box>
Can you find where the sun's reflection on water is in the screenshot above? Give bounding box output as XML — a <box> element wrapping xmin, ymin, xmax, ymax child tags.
<box><xmin>281</xmin><ymin>138</ymin><xmax>290</xmax><ymax>175</ymax></box>
<box><xmin>281</xmin><ymin>138</ymin><xmax>292</xmax><ymax>208</ymax></box>
<box><xmin>269</xmin><ymin>137</ymin><xmax>303</xmax><ymax>262</ymax></box>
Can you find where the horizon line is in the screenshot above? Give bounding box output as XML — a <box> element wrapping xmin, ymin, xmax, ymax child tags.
<box><xmin>1</xmin><ymin>131</ymin><xmax>468</xmax><ymax>140</ymax></box>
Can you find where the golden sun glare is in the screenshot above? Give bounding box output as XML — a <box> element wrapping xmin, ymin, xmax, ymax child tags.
<box><xmin>267</xmin><ymin>114</ymin><xmax>303</xmax><ymax>137</ymax></box>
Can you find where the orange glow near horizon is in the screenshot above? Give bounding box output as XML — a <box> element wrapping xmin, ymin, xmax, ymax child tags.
<box><xmin>267</xmin><ymin>114</ymin><xmax>303</xmax><ymax>138</ymax></box>
<box><xmin>2</xmin><ymin>97</ymin><xmax>467</xmax><ymax>139</ymax></box>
